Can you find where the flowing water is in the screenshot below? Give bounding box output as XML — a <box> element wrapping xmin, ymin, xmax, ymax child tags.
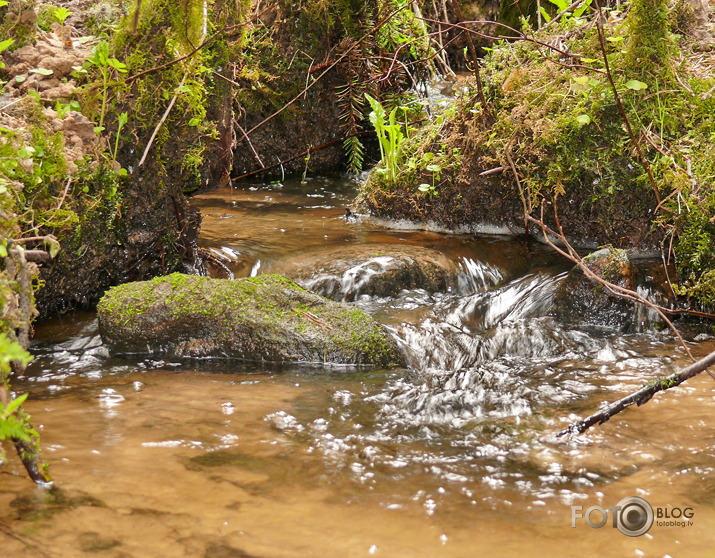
<box><xmin>2</xmin><ymin>177</ymin><xmax>715</xmax><ymax>557</ymax></box>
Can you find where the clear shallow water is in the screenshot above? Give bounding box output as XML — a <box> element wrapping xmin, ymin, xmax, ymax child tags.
<box><xmin>2</xmin><ymin>178</ymin><xmax>715</xmax><ymax>557</ymax></box>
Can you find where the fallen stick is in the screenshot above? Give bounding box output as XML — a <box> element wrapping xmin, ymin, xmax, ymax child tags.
<box><xmin>557</xmin><ymin>348</ymin><xmax>715</xmax><ymax>437</ymax></box>
<box><xmin>297</xmin><ymin>311</ymin><xmax>333</xmax><ymax>330</ymax></box>
<box><xmin>138</xmin><ymin>71</ymin><xmax>188</xmax><ymax>167</ymax></box>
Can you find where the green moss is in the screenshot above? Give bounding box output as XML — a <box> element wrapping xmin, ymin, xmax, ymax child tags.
<box><xmin>359</xmin><ymin>5</ymin><xmax>715</xmax><ymax>314</ymax></box>
<box><xmin>625</xmin><ymin>0</ymin><xmax>675</xmax><ymax>83</ymax></box>
<box><xmin>98</xmin><ymin>273</ymin><xmax>402</xmax><ymax>367</ymax></box>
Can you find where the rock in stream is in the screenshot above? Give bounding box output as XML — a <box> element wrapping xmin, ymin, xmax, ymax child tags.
<box><xmin>551</xmin><ymin>248</ymin><xmax>637</xmax><ymax>330</ymax></box>
<box><xmin>97</xmin><ymin>273</ymin><xmax>403</xmax><ymax>367</ymax></box>
<box><xmin>268</xmin><ymin>245</ymin><xmax>461</xmax><ymax>301</ymax></box>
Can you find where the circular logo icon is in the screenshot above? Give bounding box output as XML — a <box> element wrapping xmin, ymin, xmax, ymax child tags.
<box><xmin>616</xmin><ymin>496</ymin><xmax>654</xmax><ymax>537</ymax></box>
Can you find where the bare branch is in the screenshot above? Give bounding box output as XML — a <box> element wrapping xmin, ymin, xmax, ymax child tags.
<box><xmin>526</xmin><ymin>205</ymin><xmax>696</xmax><ymax>360</ymax></box>
<box><xmin>557</xmin><ymin>349</ymin><xmax>715</xmax><ymax>437</ymax></box>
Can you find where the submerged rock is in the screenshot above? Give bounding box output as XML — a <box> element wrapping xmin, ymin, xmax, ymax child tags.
<box><xmin>97</xmin><ymin>273</ymin><xmax>403</xmax><ymax>367</ymax></box>
<box><xmin>551</xmin><ymin>248</ymin><xmax>637</xmax><ymax>329</ymax></box>
<box><xmin>269</xmin><ymin>245</ymin><xmax>458</xmax><ymax>301</ymax></box>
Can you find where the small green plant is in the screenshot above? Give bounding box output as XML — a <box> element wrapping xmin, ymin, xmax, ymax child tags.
<box><xmin>539</xmin><ymin>0</ymin><xmax>592</xmax><ymax>23</ymax></box>
<box><xmin>86</xmin><ymin>41</ymin><xmax>127</xmax><ymax>131</ymax></box>
<box><xmin>417</xmin><ymin>182</ymin><xmax>438</xmax><ymax>196</ymax></box>
<box><xmin>54</xmin><ymin>99</ymin><xmax>81</xmax><ymax>118</ymax></box>
<box><xmin>113</xmin><ymin>111</ymin><xmax>128</xmax><ymax>160</ymax></box>
<box><xmin>36</xmin><ymin>5</ymin><xmax>72</xmax><ymax>32</ymax></box>
<box><xmin>365</xmin><ymin>94</ymin><xmax>405</xmax><ymax>183</ymax></box>
<box><xmin>0</xmin><ymin>334</ymin><xmax>36</xmax><ymax>463</ymax></box>
<box><xmin>52</xmin><ymin>6</ymin><xmax>72</xmax><ymax>24</ymax></box>
<box><xmin>418</xmin><ymin>156</ymin><xmax>441</xmax><ymax>197</ymax></box>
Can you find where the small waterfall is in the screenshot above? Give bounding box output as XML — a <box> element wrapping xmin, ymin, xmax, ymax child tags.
<box><xmin>300</xmin><ymin>256</ymin><xmax>397</xmax><ymax>301</ymax></box>
<box><xmin>381</xmin><ymin>271</ymin><xmax>623</xmax><ymax>427</ymax></box>
<box><xmin>455</xmin><ymin>257</ymin><xmax>503</xmax><ymax>295</ymax></box>
<box><xmin>633</xmin><ymin>284</ymin><xmax>667</xmax><ymax>332</ymax></box>
<box><xmin>394</xmin><ymin>273</ymin><xmax>568</xmax><ymax>371</ymax></box>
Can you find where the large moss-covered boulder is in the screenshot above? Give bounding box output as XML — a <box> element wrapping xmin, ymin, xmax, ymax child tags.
<box><xmin>97</xmin><ymin>273</ymin><xmax>403</xmax><ymax>367</ymax></box>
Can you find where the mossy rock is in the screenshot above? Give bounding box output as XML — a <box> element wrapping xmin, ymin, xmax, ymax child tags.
<box><xmin>97</xmin><ymin>273</ymin><xmax>403</xmax><ymax>367</ymax></box>
<box><xmin>551</xmin><ymin>248</ymin><xmax>637</xmax><ymax>330</ymax></box>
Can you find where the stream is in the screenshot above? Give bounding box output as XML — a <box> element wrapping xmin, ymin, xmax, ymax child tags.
<box><xmin>2</xmin><ymin>177</ymin><xmax>715</xmax><ymax>557</ymax></box>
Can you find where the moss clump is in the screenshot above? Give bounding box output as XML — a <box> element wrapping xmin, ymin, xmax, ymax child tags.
<box><xmin>625</xmin><ymin>0</ymin><xmax>674</xmax><ymax>83</ymax></box>
<box><xmin>97</xmin><ymin>273</ymin><xmax>404</xmax><ymax>368</ymax></box>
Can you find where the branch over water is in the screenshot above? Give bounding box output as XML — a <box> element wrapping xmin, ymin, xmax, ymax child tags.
<box><xmin>558</xmin><ymin>349</ymin><xmax>715</xmax><ymax>437</ymax></box>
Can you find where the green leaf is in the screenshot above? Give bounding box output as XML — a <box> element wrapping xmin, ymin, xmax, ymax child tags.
<box><xmin>576</xmin><ymin>114</ymin><xmax>591</xmax><ymax>125</ymax></box>
<box><xmin>606</xmin><ymin>36</ymin><xmax>624</xmax><ymax>43</ymax></box>
<box><xmin>573</xmin><ymin>0</ymin><xmax>592</xmax><ymax>18</ymax></box>
<box><xmin>88</xmin><ymin>41</ymin><xmax>109</xmax><ymax>67</ymax></box>
<box><xmin>0</xmin><ymin>334</ymin><xmax>32</xmax><ymax>375</ymax></box>
<box><xmin>571</xmin><ymin>75</ymin><xmax>592</xmax><ymax>93</ymax></box>
<box><xmin>625</xmin><ymin>79</ymin><xmax>648</xmax><ymax>91</ymax></box>
<box><xmin>2</xmin><ymin>393</ymin><xmax>28</xmax><ymax>417</ymax></box>
<box><xmin>418</xmin><ymin>184</ymin><xmax>432</xmax><ymax>192</ymax></box>
<box><xmin>108</xmin><ymin>58</ymin><xmax>127</xmax><ymax>73</ymax></box>
<box><xmin>118</xmin><ymin>112</ymin><xmax>129</xmax><ymax>126</ymax></box>
<box><xmin>17</xmin><ymin>146</ymin><xmax>35</xmax><ymax>158</ymax></box>
<box><xmin>30</xmin><ymin>68</ymin><xmax>53</xmax><ymax>76</ymax></box>
<box><xmin>177</xmin><ymin>85</ymin><xmax>193</xmax><ymax>93</ymax></box>
<box><xmin>94</xmin><ymin>126</ymin><xmax>105</xmax><ymax>134</ymax></box>
<box><xmin>547</xmin><ymin>0</ymin><xmax>570</xmax><ymax>10</ymax></box>
<box><xmin>0</xmin><ymin>38</ymin><xmax>14</xmax><ymax>54</ymax></box>
<box><xmin>422</xmin><ymin>152</ymin><xmax>435</xmax><ymax>163</ymax></box>
<box><xmin>538</xmin><ymin>6</ymin><xmax>552</xmax><ymax>23</ymax></box>
<box><xmin>0</xmin><ymin>420</ymin><xmax>31</xmax><ymax>441</ymax></box>
<box><xmin>188</xmin><ymin>117</ymin><xmax>201</xmax><ymax>126</ymax></box>
<box><xmin>580</xmin><ymin>58</ymin><xmax>598</xmax><ymax>64</ymax></box>
<box><xmin>52</xmin><ymin>6</ymin><xmax>72</xmax><ymax>23</ymax></box>
<box><xmin>44</xmin><ymin>237</ymin><xmax>61</xmax><ymax>258</ymax></box>
<box><xmin>426</xmin><ymin>164</ymin><xmax>442</xmax><ymax>173</ymax></box>
<box><xmin>14</xmin><ymin>75</ymin><xmax>26</xmax><ymax>83</ymax></box>
<box><xmin>0</xmin><ymin>245</ymin><xmax>7</xmax><ymax>258</ymax></box>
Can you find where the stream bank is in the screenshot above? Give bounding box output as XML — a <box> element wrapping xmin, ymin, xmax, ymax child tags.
<box><xmin>358</xmin><ymin>0</ymin><xmax>715</xmax><ymax>309</ymax></box>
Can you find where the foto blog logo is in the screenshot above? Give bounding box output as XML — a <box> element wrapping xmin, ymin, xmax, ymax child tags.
<box><xmin>571</xmin><ymin>496</ymin><xmax>695</xmax><ymax>537</ymax></box>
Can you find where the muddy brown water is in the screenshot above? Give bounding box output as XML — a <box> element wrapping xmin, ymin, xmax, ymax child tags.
<box><xmin>2</xmin><ymin>177</ymin><xmax>714</xmax><ymax>557</ymax></box>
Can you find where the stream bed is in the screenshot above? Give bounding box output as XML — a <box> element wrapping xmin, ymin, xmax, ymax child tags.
<box><xmin>1</xmin><ymin>177</ymin><xmax>714</xmax><ymax>557</ymax></box>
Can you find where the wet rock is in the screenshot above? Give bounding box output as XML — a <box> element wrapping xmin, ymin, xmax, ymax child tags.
<box><xmin>551</xmin><ymin>248</ymin><xmax>637</xmax><ymax>329</ymax></box>
<box><xmin>97</xmin><ymin>273</ymin><xmax>403</xmax><ymax>367</ymax></box>
<box><xmin>268</xmin><ymin>246</ymin><xmax>458</xmax><ymax>301</ymax></box>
